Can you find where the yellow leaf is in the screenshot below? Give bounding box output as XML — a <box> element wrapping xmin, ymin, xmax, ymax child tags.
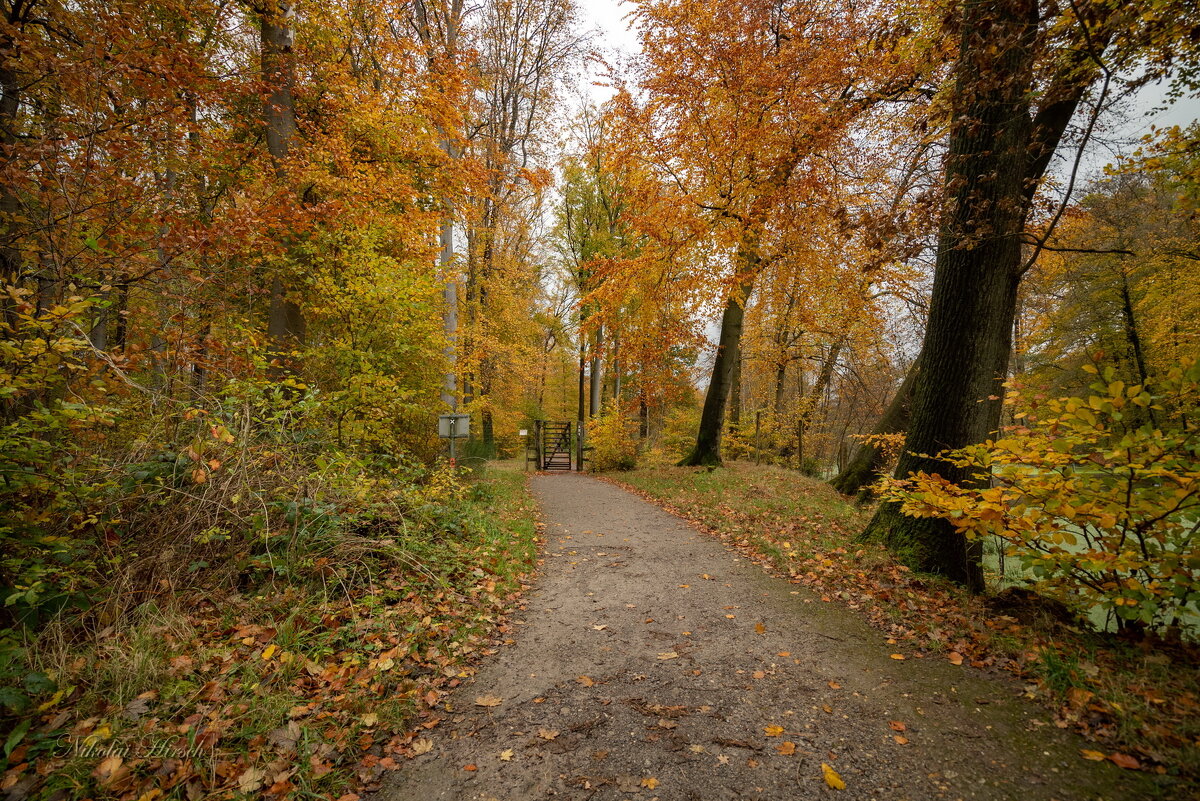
<box><xmin>538</xmin><ymin>728</ymin><xmax>559</xmax><ymax>740</ymax></box>
<box><xmin>754</xmin><ymin>622</ymin><xmax>766</xmax><ymax>634</ymax></box>
<box><xmin>776</xmin><ymin>741</ymin><xmax>796</xmax><ymax>755</ymax></box>
<box><xmin>641</xmin><ymin>777</ymin><xmax>659</xmax><ymax>789</ymax></box>
<box><xmin>377</xmin><ymin>657</ymin><xmax>395</xmax><ymax>671</ymax></box>
<box><xmin>764</xmin><ymin>725</ymin><xmax>784</xmax><ymax>737</ymax></box>
<box><xmin>822</xmin><ymin>763</ymin><xmax>846</xmax><ymax>790</ymax></box>
<box><xmin>261</xmin><ymin>644</ymin><xmax>277</xmax><ymax>660</ymax></box>
<box><xmin>361</xmin><ymin>713</ymin><xmax>379</xmax><ymax>727</ymax></box>
<box><xmin>577</xmin><ymin>675</ymin><xmax>595</xmax><ymax>687</ymax></box>
<box><xmin>411</xmin><ymin>738</ymin><xmax>433</xmax><ymax>756</ymax></box>
<box><xmin>657</xmin><ymin>651</ymin><xmax>679</xmax><ymax>660</ymax></box>
<box><xmin>36</xmin><ymin>688</ymin><xmax>66</xmax><ymax>712</ymax></box>
<box><xmin>889</xmin><ymin>653</ymin><xmax>905</xmax><ymax>660</ymax></box>
<box><xmin>500</xmin><ymin>748</ymin><xmax>514</xmax><ymax>761</ymax></box>
<box><xmin>1080</xmin><ymin>749</ymin><xmax>1106</xmax><ymax>761</ymax></box>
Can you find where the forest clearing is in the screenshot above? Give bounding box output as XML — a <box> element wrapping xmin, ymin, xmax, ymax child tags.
<box><xmin>1</xmin><ymin>0</ymin><xmax>1199</xmax><ymax>797</ymax></box>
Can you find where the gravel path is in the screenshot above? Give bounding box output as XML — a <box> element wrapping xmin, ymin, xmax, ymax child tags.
<box><xmin>376</xmin><ymin>473</ymin><xmax>1141</xmax><ymax>800</ymax></box>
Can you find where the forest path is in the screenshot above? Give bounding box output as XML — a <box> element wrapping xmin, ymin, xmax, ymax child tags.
<box><xmin>376</xmin><ymin>473</ymin><xmax>1139</xmax><ymax>801</ymax></box>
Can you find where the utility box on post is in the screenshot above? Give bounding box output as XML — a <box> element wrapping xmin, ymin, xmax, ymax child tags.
<box><xmin>438</xmin><ymin>414</ymin><xmax>470</xmax><ymax>439</ymax></box>
<box><xmin>438</xmin><ymin>414</ymin><xmax>470</xmax><ymax>464</ymax></box>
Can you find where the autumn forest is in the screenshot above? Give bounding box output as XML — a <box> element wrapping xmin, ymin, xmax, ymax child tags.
<box><xmin>2</xmin><ymin>0</ymin><xmax>1200</xmax><ymax>796</ymax></box>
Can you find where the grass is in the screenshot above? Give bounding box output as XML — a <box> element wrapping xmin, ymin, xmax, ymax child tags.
<box><xmin>2</xmin><ymin>463</ymin><xmax>539</xmax><ymax>800</ymax></box>
<box><xmin>607</xmin><ymin>461</ymin><xmax>1200</xmax><ymax>793</ymax></box>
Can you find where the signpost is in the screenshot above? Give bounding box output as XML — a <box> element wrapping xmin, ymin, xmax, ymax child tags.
<box><xmin>438</xmin><ymin>414</ymin><xmax>470</xmax><ymax>465</ymax></box>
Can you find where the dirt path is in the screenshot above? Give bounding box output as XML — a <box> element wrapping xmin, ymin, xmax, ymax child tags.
<box><xmin>377</xmin><ymin>473</ymin><xmax>1142</xmax><ymax>800</ymax></box>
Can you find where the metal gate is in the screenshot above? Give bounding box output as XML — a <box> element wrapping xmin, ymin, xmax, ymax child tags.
<box><xmin>540</xmin><ymin>421</ymin><xmax>573</xmax><ymax>471</ymax></box>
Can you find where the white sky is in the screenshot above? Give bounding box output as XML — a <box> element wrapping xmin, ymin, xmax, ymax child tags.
<box><xmin>568</xmin><ymin>0</ymin><xmax>1199</xmax><ymax>171</ymax></box>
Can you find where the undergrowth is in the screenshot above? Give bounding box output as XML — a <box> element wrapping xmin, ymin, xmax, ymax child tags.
<box><xmin>1</xmin><ymin>462</ymin><xmax>538</xmax><ymax>800</ymax></box>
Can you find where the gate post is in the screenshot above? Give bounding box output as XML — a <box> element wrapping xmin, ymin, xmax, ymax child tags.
<box><xmin>535</xmin><ymin>420</ymin><xmax>544</xmax><ymax>470</ymax></box>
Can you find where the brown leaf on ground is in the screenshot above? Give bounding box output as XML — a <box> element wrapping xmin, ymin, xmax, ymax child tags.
<box><xmin>1109</xmin><ymin>753</ymin><xmax>1141</xmax><ymax>770</ymax></box>
<box><xmin>889</xmin><ymin>721</ymin><xmax>906</xmax><ymax>732</ymax></box>
<box><xmin>474</xmin><ymin>695</ymin><xmax>503</xmax><ymax>707</ymax></box>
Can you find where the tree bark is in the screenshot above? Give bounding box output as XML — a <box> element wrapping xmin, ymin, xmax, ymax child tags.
<box><xmin>589</xmin><ymin>323</ymin><xmax>602</xmax><ymax>417</ymax></box>
<box><xmin>679</xmin><ymin>275</ymin><xmax>756</xmax><ymax>466</ymax></box>
<box><xmin>260</xmin><ymin>0</ymin><xmax>305</xmax><ymax>365</ymax></box>
<box><xmin>860</xmin><ymin>0</ymin><xmax>1040</xmax><ymax>591</ymax></box>
<box><xmin>728</xmin><ymin>346</ymin><xmax>742</xmax><ymax>434</ymax></box>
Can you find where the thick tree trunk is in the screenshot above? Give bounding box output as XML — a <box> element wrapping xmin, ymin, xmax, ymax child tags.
<box><xmin>830</xmin><ymin>354</ymin><xmax>920</xmax><ymax>498</ymax></box>
<box><xmin>589</xmin><ymin>323</ymin><xmax>602</xmax><ymax>417</ymax></box>
<box><xmin>260</xmin><ymin>1</ymin><xmax>305</xmax><ymax>363</ymax></box>
<box><xmin>679</xmin><ymin>275</ymin><xmax>756</xmax><ymax>466</ymax></box>
<box><xmin>861</xmin><ymin>0</ymin><xmax>1039</xmax><ymax>592</ymax></box>
<box><xmin>728</xmin><ymin>347</ymin><xmax>742</xmax><ymax>434</ymax></box>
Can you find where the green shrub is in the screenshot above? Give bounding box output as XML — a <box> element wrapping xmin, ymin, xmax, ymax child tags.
<box><xmin>885</xmin><ymin>360</ymin><xmax>1200</xmax><ymax>634</ymax></box>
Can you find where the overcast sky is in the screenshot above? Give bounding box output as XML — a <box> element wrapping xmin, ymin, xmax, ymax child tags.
<box><xmin>569</xmin><ymin>0</ymin><xmax>1199</xmax><ymax>176</ymax></box>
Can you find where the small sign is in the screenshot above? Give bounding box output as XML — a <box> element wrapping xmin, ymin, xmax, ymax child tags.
<box><xmin>519</xmin><ymin>429</ymin><xmax>528</xmax><ymax>436</ymax></box>
<box><xmin>438</xmin><ymin>414</ymin><xmax>470</xmax><ymax>438</ymax></box>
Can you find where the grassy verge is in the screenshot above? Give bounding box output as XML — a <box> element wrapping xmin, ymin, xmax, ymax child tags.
<box><xmin>1</xmin><ymin>462</ymin><xmax>538</xmax><ymax>801</ymax></box>
<box><xmin>608</xmin><ymin>462</ymin><xmax>1199</xmax><ymax>792</ymax></box>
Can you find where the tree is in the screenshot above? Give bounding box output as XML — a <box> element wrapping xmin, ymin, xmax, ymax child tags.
<box><xmin>860</xmin><ymin>0</ymin><xmax>1200</xmax><ymax>589</ymax></box>
<box><xmin>617</xmin><ymin>0</ymin><xmax>931</xmax><ymax>466</ymax></box>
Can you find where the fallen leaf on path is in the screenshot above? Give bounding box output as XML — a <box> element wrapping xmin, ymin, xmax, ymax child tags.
<box><xmin>890</xmin><ymin>654</ymin><xmax>906</xmax><ymax>660</ymax></box>
<box><xmin>889</xmin><ymin>721</ymin><xmax>906</xmax><ymax>732</ymax></box>
<box><xmin>538</xmin><ymin>729</ymin><xmax>559</xmax><ymax>741</ymax></box>
<box><xmin>533</xmin><ymin>697</ymin><xmax>545</xmax><ymax>703</ymax></box>
<box><xmin>262</xmin><ymin>644</ymin><xmax>277</xmax><ymax>660</ymax></box>
<box><xmin>755</xmin><ymin>622</ymin><xmax>766</xmax><ymax>634</ymax></box>
<box><xmin>411</xmin><ymin>738</ymin><xmax>433</xmax><ymax>756</ymax></box>
<box><xmin>827</xmin><ymin>681</ymin><xmax>841</xmax><ymax>689</ymax></box>
<box><xmin>577</xmin><ymin>675</ymin><xmax>595</xmax><ymax>687</ymax></box>
<box><xmin>764</xmin><ymin>725</ymin><xmax>784</xmax><ymax>737</ymax></box>
<box><xmin>1109</xmin><ymin>753</ymin><xmax>1140</xmax><ymax>770</ymax></box>
<box><xmin>475</xmin><ymin>695</ymin><xmax>503</xmax><ymax>707</ymax></box>
<box><xmin>689</xmin><ymin>744</ymin><xmax>706</xmax><ymax>753</ymax></box>
<box><xmin>776</xmin><ymin>741</ymin><xmax>796</xmax><ymax>755</ymax></box>
<box><xmin>592</xmin><ymin>624</ymin><xmax>607</xmax><ymax>630</ymax></box>
<box><xmin>717</xmin><ymin>754</ymin><xmax>730</xmax><ymax>765</ymax></box>
<box><xmin>1080</xmin><ymin>749</ymin><xmax>1106</xmax><ymax>761</ymax></box>
<box><xmin>894</xmin><ymin>735</ymin><xmax>909</xmax><ymax>745</ymax></box>
<box><xmin>752</xmin><ymin>670</ymin><xmax>766</xmax><ymax>679</ymax></box>
<box><xmin>657</xmin><ymin>652</ymin><xmax>679</xmax><ymax>660</ymax></box>
<box><xmin>463</xmin><ymin>764</ymin><xmax>477</xmax><ymax>771</ymax></box>
<box><xmin>641</xmin><ymin>777</ymin><xmax>659</xmax><ymax>789</ymax></box>
<box><xmin>948</xmin><ymin>652</ymin><xmax>964</xmax><ymax>666</ymax></box>
<box><xmin>777</xmin><ymin>651</ymin><xmax>791</xmax><ymax>657</ymax></box>
<box><xmin>821</xmin><ymin>763</ymin><xmax>846</xmax><ymax>790</ymax></box>
<box><xmin>499</xmin><ymin>749</ymin><xmax>514</xmax><ymax>761</ymax></box>
<box><xmin>822</xmin><ymin>704</ymin><xmax>833</xmax><ymax>714</ymax></box>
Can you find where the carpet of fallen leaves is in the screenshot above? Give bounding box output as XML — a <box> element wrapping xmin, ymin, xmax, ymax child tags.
<box><xmin>609</xmin><ymin>463</ymin><xmax>1200</xmax><ymax>786</ymax></box>
<box><xmin>1</xmin><ymin>467</ymin><xmax>540</xmax><ymax>801</ymax></box>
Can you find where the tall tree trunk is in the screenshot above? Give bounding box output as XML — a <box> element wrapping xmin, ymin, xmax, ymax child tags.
<box><xmin>589</xmin><ymin>323</ymin><xmax>602</xmax><ymax>416</ymax></box>
<box><xmin>679</xmin><ymin>274</ymin><xmax>756</xmax><ymax>466</ymax></box>
<box><xmin>728</xmin><ymin>346</ymin><xmax>742</xmax><ymax>434</ymax></box>
<box><xmin>260</xmin><ymin>0</ymin><xmax>305</xmax><ymax>364</ymax></box>
<box><xmin>860</xmin><ymin>0</ymin><xmax>1038</xmax><ymax>591</ymax></box>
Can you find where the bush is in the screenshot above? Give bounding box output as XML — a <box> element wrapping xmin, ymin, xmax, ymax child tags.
<box><xmin>883</xmin><ymin>360</ymin><xmax>1200</xmax><ymax>634</ymax></box>
<box><xmin>587</xmin><ymin>402</ymin><xmax>639</xmax><ymax>471</ymax></box>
